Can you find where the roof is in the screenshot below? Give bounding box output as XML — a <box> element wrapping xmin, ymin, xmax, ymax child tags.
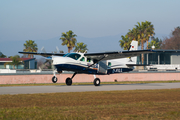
<box><xmin>0</xmin><ymin>58</ymin><xmax>35</xmax><ymax>62</ymax></box>
<box><xmin>155</xmin><ymin>50</ymin><xmax>180</xmax><ymax>52</ymax></box>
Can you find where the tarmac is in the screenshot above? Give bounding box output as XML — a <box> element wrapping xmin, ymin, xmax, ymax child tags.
<box><xmin>0</xmin><ymin>83</ymin><xmax>180</xmax><ymax>95</ymax></box>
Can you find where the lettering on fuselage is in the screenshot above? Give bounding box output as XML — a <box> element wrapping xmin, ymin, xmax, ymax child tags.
<box><xmin>112</xmin><ymin>68</ymin><xmax>122</xmax><ymax>73</ymax></box>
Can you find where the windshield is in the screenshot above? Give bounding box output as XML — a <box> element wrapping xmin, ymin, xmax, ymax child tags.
<box><xmin>63</xmin><ymin>53</ymin><xmax>81</xmax><ymax>60</ymax></box>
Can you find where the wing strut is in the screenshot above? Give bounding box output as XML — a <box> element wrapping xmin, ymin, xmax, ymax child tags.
<box><xmin>88</xmin><ymin>54</ymin><xmax>108</xmax><ymax>68</ymax></box>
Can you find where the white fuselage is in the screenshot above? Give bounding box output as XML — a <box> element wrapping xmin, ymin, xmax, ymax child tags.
<box><xmin>51</xmin><ymin>52</ymin><xmax>136</xmax><ymax>74</ymax></box>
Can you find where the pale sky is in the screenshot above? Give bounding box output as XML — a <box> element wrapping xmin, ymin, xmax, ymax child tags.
<box><xmin>1</xmin><ymin>0</ymin><xmax>180</xmax><ymax>42</ymax></box>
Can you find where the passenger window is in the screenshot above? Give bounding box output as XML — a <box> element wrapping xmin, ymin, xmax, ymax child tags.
<box><xmin>87</xmin><ymin>58</ymin><xmax>91</xmax><ymax>62</ymax></box>
<box><xmin>80</xmin><ymin>57</ymin><xmax>85</xmax><ymax>61</ymax></box>
<box><xmin>108</xmin><ymin>62</ymin><xmax>111</xmax><ymax>66</ymax></box>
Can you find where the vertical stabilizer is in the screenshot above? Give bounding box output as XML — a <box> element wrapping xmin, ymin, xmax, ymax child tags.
<box><xmin>129</xmin><ymin>40</ymin><xmax>138</xmax><ymax>51</ymax></box>
<box><xmin>107</xmin><ymin>40</ymin><xmax>139</xmax><ymax>70</ymax></box>
<box><xmin>128</xmin><ymin>40</ymin><xmax>138</xmax><ymax>64</ymax></box>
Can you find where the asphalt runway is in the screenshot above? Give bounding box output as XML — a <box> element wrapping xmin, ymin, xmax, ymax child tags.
<box><xmin>0</xmin><ymin>83</ymin><xmax>180</xmax><ymax>95</ymax></box>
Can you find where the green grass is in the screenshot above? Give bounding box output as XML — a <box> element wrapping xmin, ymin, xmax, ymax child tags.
<box><xmin>1</xmin><ymin>89</ymin><xmax>180</xmax><ymax>119</ymax></box>
<box><xmin>1</xmin><ymin>80</ymin><xmax>180</xmax><ymax>87</ymax></box>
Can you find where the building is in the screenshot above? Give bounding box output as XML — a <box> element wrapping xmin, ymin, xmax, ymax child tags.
<box><xmin>137</xmin><ymin>50</ymin><xmax>180</xmax><ymax>69</ymax></box>
<box><xmin>0</xmin><ymin>58</ymin><xmax>37</xmax><ymax>69</ymax></box>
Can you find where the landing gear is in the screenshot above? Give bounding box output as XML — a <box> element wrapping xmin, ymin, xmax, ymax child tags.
<box><xmin>65</xmin><ymin>72</ymin><xmax>77</xmax><ymax>86</ymax></box>
<box><xmin>94</xmin><ymin>78</ymin><xmax>101</xmax><ymax>86</ymax></box>
<box><xmin>52</xmin><ymin>76</ymin><xmax>58</xmax><ymax>83</ymax></box>
<box><xmin>52</xmin><ymin>69</ymin><xmax>59</xmax><ymax>83</ymax></box>
<box><xmin>66</xmin><ymin>77</ymin><xmax>72</xmax><ymax>86</ymax></box>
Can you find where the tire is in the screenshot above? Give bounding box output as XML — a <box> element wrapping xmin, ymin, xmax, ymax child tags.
<box><xmin>52</xmin><ymin>76</ymin><xmax>58</xmax><ymax>83</ymax></box>
<box><xmin>94</xmin><ymin>78</ymin><xmax>100</xmax><ymax>86</ymax></box>
<box><xmin>66</xmin><ymin>77</ymin><xmax>72</xmax><ymax>86</ymax></box>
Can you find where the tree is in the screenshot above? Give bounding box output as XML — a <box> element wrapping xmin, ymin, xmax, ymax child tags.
<box><xmin>161</xmin><ymin>27</ymin><xmax>180</xmax><ymax>50</ymax></box>
<box><xmin>119</xmin><ymin>35</ymin><xmax>132</xmax><ymax>50</ymax></box>
<box><xmin>134</xmin><ymin>21</ymin><xmax>154</xmax><ymax>50</ymax></box>
<box><xmin>148</xmin><ymin>37</ymin><xmax>162</xmax><ymax>49</ymax></box>
<box><xmin>23</xmin><ymin>40</ymin><xmax>38</xmax><ymax>58</ymax></box>
<box><xmin>120</xmin><ymin>21</ymin><xmax>155</xmax><ymax>64</ymax></box>
<box><xmin>74</xmin><ymin>42</ymin><xmax>88</xmax><ymax>53</ymax></box>
<box><xmin>143</xmin><ymin>21</ymin><xmax>155</xmax><ymax>49</ymax></box>
<box><xmin>0</xmin><ymin>51</ymin><xmax>6</xmax><ymax>58</ymax></box>
<box><xmin>4</xmin><ymin>55</ymin><xmax>22</xmax><ymax>69</ymax></box>
<box><xmin>60</xmin><ymin>30</ymin><xmax>77</xmax><ymax>53</ymax></box>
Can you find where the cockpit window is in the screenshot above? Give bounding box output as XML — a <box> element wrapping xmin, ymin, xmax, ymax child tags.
<box><xmin>63</xmin><ymin>53</ymin><xmax>81</xmax><ymax>60</ymax></box>
<box><xmin>63</xmin><ymin>53</ymin><xmax>70</xmax><ymax>57</ymax></box>
<box><xmin>80</xmin><ymin>57</ymin><xmax>85</xmax><ymax>61</ymax></box>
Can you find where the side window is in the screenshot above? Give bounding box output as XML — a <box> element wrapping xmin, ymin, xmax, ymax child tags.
<box><xmin>80</xmin><ymin>57</ymin><xmax>85</xmax><ymax>61</ymax></box>
<box><xmin>108</xmin><ymin>62</ymin><xmax>111</xmax><ymax>66</ymax></box>
<box><xmin>87</xmin><ymin>58</ymin><xmax>91</xmax><ymax>62</ymax></box>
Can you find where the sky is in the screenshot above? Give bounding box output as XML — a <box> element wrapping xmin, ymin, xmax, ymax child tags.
<box><xmin>0</xmin><ymin>0</ymin><xmax>180</xmax><ymax>56</ymax></box>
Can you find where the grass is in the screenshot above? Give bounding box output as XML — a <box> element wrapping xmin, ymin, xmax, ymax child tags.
<box><xmin>0</xmin><ymin>80</ymin><xmax>180</xmax><ymax>87</ymax></box>
<box><xmin>1</xmin><ymin>89</ymin><xmax>180</xmax><ymax>119</ymax></box>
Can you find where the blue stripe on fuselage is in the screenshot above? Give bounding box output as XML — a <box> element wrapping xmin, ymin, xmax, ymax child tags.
<box><xmin>55</xmin><ymin>64</ymin><xmax>133</xmax><ymax>74</ymax></box>
<box><xmin>54</xmin><ymin>64</ymin><xmax>97</xmax><ymax>74</ymax></box>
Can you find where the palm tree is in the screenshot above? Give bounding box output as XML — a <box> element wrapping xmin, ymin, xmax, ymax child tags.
<box><xmin>144</xmin><ymin>21</ymin><xmax>155</xmax><ymax>49</ymax></box>
<box><xmin>5</xmin><ymin>55</ymin><xmax>22</xmax><ymax>69</ymax></box>
<box><xmin>119</xmin><ymin>35</ymin><xmax>132</xmax><ymax>50</ymax></box>
<box><xmin>23</xmin><ymin>40</ymin><xmax>38</xmax><ymax>58</ymax></box>
<box><xmin>123</xmin><ymin>21</ymin><xmax>155</xmax><ymax>64</ymax></box>
<box><xmin>60</xmin><ymin>30</ymin><xmax>77</xmax><ymax>53</ymax></box>
<box><xmin>74</xmin><ymin>42</ymin><xmax>88</xmax><ymax>53</ymax></box>
<box><xmin>134</xmin><ymin>21</ymin><xmax>154</xmax><ymax>64</ymax></box>
<box><xmin>148</xmin><ymin>37</ymin><xmax>162</xmax><ymax>49</ymax></box>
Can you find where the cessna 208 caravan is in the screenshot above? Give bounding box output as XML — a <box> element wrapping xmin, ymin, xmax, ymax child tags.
<box><xmin>19</xmin><ymin>40</ymin><xmax>154</xmax><ymax>86</ymax></box>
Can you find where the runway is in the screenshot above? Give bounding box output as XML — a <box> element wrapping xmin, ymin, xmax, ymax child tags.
<box><xmin>0</xmin><ymin>83</ymin><xmax>180</xmax><ymax>95</ymax></box>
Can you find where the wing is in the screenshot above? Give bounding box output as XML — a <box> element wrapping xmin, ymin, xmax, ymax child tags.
<box><xmin>19</xmin><ymin>52</ymin><xmax>65</xmax><ymax>57</ymax></box>
<box><xmin>84</xmin><ymin>49</ymin><xmax>155</xmax><ymax>61</ymax></box>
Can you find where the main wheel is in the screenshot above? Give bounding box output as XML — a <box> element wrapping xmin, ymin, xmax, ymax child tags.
<box><xmin>52</xmin><ymin>76</ymin><xmax>58</xmax><ymax>83</ymax></box>
<box><xmin>94</xmin><ymin>78</ymin><xmax>100</xmax><ymax>86</ymax></box>
<box><xmin>66</xmin><ymin>77</ymin><xmax>72</xmax><ymax>86</ymax></box>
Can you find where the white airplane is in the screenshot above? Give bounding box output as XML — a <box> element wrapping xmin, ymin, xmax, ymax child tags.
<box><xmin>19</xmin><ymin>40</ymin><xmax>154</xmax><ymax>86</ymax></box>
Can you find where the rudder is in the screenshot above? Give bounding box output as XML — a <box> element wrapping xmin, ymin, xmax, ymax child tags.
<box><xmin>129</xmin><ymin>40</ymin><xmax>138</xmax><ymax>51</ymax></box>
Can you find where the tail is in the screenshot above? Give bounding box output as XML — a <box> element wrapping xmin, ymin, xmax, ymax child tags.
<box><xmin>129</xmin><ymin>40</ymin><xmax>138</xmax><ymax>51</ymax></box>
<box><xmin>128</xmin><ymin>40</ymin><xmax>138</xmax><ymax>64</ymax></box>
<box><xmin>107</xmin><ymin>40</ymin><xmax>138</xmax><ymax>69</ymax></box>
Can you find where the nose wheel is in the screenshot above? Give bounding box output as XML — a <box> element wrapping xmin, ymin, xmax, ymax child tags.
<box><xmin>52</xmin><ymin>68</ymin><xmax>58</xmax><ymax>83</ymax></box>
<box><xmin>52</xmin><ymin>76</ymin><xmax>58</xmax><ymax>83</ymax></box>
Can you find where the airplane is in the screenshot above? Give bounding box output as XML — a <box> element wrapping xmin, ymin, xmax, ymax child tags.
<box><xmin>19</xmin><ymin>40</ymin><xmax>154</xmax><ymax>86</ymax></box>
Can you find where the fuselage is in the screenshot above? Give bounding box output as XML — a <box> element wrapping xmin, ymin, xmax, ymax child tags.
<box><xmin>52</xmin><ymin>52</ymin><xmax>134</xmax><ymax>74</ymax></box>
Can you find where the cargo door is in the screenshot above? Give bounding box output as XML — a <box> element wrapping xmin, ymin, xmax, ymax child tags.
<box><xmin>98</xmin><ymin>60</ymin><xmax>108</xmax><ymax>74</ymax></box>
